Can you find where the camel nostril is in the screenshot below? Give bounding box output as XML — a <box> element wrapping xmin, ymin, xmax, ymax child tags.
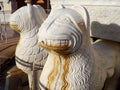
<box><xmin>38</xmin><ymin>40</ymin><xmax>45</xmax><ymax>46</ymax></box>
<box><xmin>41</xmin><ymin>41</ymin><xmax>44</xmax><ymax>44</ymax></box>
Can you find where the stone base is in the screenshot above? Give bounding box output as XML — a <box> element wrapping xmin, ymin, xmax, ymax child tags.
<box><xmin>5</xmin><ymin>66</ymin><xmax>29</xmax><ymax>90</ymax></box>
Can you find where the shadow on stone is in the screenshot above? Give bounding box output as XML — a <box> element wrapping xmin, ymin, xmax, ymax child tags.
<box><xmin>91</xmin><ymin>21</ymin><xmax>120</xmax><ymax>42</ymax></box>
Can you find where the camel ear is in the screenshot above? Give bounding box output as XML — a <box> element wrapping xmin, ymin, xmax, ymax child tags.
<box><xmin>71</xmin><ymin>5</ymin><xmax>90</xmax><ymax>31</ymax></box>
<box><xmin>27</xmin><ymin>3</ymin><xmax>33</xmax><ymax>19</ymax></box>
<box><xmin>25</xmin><ymin>0</ymin><xmax>34</xmax><ymax>20</ymax></box>
<box><xmin>26</xmin><ymin>1</ymin><xmax>38</xmax><ymax>27</ymax></box>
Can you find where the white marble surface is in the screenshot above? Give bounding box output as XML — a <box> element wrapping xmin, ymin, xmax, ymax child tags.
<box><xmin>50</xmin><ymin>0</ymin><xmax>120</xmax><ymax>5</ymax></box>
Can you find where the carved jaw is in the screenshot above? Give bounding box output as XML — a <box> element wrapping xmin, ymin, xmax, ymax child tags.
<box><xmin>38</xmin><ymin>39</ymin><xmax>71</xmax><ymax>51</ymax></box>
<box><xmin>38</xmin><ymin>36</ymin><xmax>75</xmax><ymax>55</ymax></box>
<box><xmin>38</xmin><ymin>33</ymin><xmax>74</xmax><ymax>55</ymax></box>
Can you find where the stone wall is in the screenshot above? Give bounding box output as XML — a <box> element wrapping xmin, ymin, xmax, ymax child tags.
<box><xmin>50</xmin><ymin>0</ymin><xmax>120</xmax><ymax>6</ymax></box>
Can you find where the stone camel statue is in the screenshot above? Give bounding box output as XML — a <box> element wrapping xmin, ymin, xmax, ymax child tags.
<box><xmin>38</xmin><ymin>5</ymin><xmax>120</xmax><ymax>90</ymax></box>
<box><xmin>9</xmin><ymin>1</ymin><xmax>48</xmax><ymax>90</ymax></box>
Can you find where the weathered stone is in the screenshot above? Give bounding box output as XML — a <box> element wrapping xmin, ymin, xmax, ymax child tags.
<box><xmin>50</xmin><ymin>0</ymin><xmax>120</xmax><ymax>42</ymax></box>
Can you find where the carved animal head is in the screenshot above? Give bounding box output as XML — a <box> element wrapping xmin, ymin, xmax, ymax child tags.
<box><xmin>38</xmin><ymin>6</ymin><xmax>89</xmax><ymax>55</ymax></box>
<box><xmin>9</xmin><ymin>5</ymin><xmax>46</xmax><ymax>33</ymax></box>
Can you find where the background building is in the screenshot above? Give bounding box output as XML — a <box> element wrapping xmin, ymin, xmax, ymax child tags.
<box><xmin>11</xmin><ymin>0</ymin><xmax>51</xmax><ymax>13</ymax></box>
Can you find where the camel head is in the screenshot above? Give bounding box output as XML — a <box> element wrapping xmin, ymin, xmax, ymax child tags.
<box><xmin>38</xmin><ymin>6</ymin><xmax>89</xmax><ymax>55</ymax></box>
<box><xmin>9</xmin><ymin>5</ymin><xmax>46</xmax><ymax>33</ymax></box>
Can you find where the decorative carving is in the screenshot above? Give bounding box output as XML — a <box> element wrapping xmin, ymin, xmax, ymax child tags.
<box><xmin>38</xmin><ymin>5</ymin><xmax>120</xmax><ymax>90</ymax></box>
<box><xmin>9</xmin><ymin>4</ymin><xmax>47</xmax><ymax>90</ymax></box>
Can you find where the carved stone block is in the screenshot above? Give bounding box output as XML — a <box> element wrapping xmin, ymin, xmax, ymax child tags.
<box><xmin>86</xmin><ymin>6</ymin><xmax>120</xmax><ymax>42</ymax></box>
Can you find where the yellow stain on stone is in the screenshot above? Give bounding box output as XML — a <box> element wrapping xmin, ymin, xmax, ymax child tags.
<box><xmin>47</xmin><ymin>54</ymin><xmax>59</xmax><ymax>89</ymax></box>
<box><xmin>9</xmin><ymin>23</ymin><xmax>21</xmax><ymax>33</ymax></box>
<box><xmin>61</xmin><ymin>56</ymin><xmax>70</xmax><ymax>90</ymax></box>
<box><xmin>77</xmin><ymin>22</ymin><xmax>85</xmax><ymax>30</ymax></box>
<box><xmin>46</xmin><ymin>55</ymin><xmax>70</xmax><ymax>90</ymax></box>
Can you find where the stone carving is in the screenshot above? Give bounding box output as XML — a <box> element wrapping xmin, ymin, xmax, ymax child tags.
<box><xmin>9</xmin><ymin>3</ymin><xmax>48</xmax><ymax>90</ymax></box>
<box><xmin>38</xmin><ymin>5</ymin><xmax>120</xmax><ymax>90</ymax></box>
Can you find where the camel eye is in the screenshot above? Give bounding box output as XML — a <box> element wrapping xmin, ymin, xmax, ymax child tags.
<box><xmin>41</xmin><ymin>41</ymin><xmax>45</xmax><ymax>44</ymax></box>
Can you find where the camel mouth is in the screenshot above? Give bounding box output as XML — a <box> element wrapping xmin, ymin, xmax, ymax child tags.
<box><xmin>9</xmin><ymin>23</ymin><xmax>21</xmax><ymax>33</ymax></box>
<box><xmin>38</xmin><ymin>39</ymin><xmax>71</xmax><ymax>51</ymax></box>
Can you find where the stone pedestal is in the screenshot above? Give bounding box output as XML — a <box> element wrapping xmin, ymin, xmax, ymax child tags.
<box><xmin>5</xmin><ymin>66</ymin><xmax>28</xmax><ymax>90</ymax></box>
